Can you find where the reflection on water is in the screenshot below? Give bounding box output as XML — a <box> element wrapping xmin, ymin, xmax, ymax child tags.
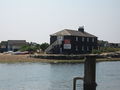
<box><xmin>0</xmin><ymin>62</ymin><xmax>120</xmax><ymax>90</ymax></box>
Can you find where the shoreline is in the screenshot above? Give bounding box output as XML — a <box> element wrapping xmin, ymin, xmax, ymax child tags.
<box><xmin>0</xmin><ymin>54</ymin><xmax>120</xmax><ymax>63</ymax></box>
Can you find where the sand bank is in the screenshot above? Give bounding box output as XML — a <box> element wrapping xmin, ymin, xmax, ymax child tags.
<box><xmin>0</xmin><ymin>54</ymin><xmax>120</xmax><ymax>63</ymax></box>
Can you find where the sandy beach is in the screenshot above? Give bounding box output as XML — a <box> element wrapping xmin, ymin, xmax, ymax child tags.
<box><xmin>0</xmin><ymin>54</ymin><xmax>45</xmax><ymax>63</ymax></box>
<box><xmin>0</xmin><ymin>54</ymin><xmax>84</xmax><ymax>63</ymax></box>
<box><xmin>0</xmin><ymin>53</ymin><xmax>120</xmax><ymax>63</ymax></box>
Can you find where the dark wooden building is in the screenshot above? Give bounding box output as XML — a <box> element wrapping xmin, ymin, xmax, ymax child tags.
<box><xmin>45</xmin><ymin>27</ymin><xmax>98</xmax><ymax>54</ymax></box>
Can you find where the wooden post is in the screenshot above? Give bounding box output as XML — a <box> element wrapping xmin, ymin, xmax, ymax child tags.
<box><xmin>84</xmin><ymin>56</ymin><xmax>97</xmax><ymax>90</ymax></box>
<box><xmin>73</xmin><ymin>78</ymin><xmax>77</xmax><ymax>90</ymax></box>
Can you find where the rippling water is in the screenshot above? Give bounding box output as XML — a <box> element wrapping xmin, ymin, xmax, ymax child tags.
<box><xmin>0</xmin><ymin>61</ymin><xmax>120</xmax><ymax>90</ymax></box>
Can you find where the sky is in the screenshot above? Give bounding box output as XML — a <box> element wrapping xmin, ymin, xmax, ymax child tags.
<box><xmin>0</xmin><ymin>0</ymin><xmax>120</xmax><ymax>44</ymax></box>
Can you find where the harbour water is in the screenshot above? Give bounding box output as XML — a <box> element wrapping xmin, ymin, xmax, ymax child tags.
<box><xmin>0</xmin><ymin>61</ymin><xmax>120</xmax><ymax>90</ymax></box>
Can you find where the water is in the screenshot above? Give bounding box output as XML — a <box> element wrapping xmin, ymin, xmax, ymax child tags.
<box><xmin>0</xmin><ymin>62</ymin><xmax>120</xmax><ymax>90</ymax></box>
<box><xmin>97</xmin><ymin>61</ymin><xmax>120</xmax><ymax>90</ymax></box>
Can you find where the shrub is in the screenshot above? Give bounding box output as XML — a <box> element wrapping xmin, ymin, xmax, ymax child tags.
<box><xmin>92</xmin><ymin>47</ymin><xmax>120</xmax><ymax>54</ymax></box>
<box><xmin>92</xmin><ymin>49</ymin><xmax>101</xmax><ymax>54</ymax></box>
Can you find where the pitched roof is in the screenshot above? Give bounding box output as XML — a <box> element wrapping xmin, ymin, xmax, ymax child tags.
<box><xmin>8</xmin><ymin>40</ymin><xmax>26</xmax><ymax>45</ymax></box>
<box><xmin>51</xmin><ymin>29</ymin><xmax>97</xmax><ymax>37</ymax></box>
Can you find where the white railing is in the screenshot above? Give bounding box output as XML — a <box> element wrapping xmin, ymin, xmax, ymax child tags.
<box><xmin>45</xmin><ymin>40</ymin><xmax>61</xmax><ymax>53</ymax></box>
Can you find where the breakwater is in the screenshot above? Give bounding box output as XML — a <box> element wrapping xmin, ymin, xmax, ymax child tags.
<box><xmin>30</xmin><ymin>52</ymin><xmax>120</xmax><ymax>60</ymax></box>
<box><xmin>30</xmin><ymin>54</ymin><xmax>89</xmax><ymax>60</ymax></box>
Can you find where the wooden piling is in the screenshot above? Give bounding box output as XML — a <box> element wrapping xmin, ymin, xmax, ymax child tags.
<box><xmin>73</xmin><ymin>77</ymin><xmax>84</xmax><ymax>90</ymax></box>
<box><xmin>84</xmin><ymin>56</ymin><xmax>97</xmax><ymax>90</ymax></box>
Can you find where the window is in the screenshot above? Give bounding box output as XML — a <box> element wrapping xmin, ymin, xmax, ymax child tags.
<box><xmin>76</xmin><ymin>37</ymin><xmax>78</xmax><ymax>41</ymax></box>
<box><xmin>76</xmin><ymin>46</ymin><xmax>78</xmax><ymax>51</ymax></box>
<box><xmin>87</xmin><ymin>38</ymin><xmax>89</xmax><ymax>42</ymax></box>
<box><xmin>92</xmin><ymin>46</ymin><xmax>94</xmax><ymax>50</ymax></box>
<box><xmin>87</xmin><ymin>46</ymin><xmax>89</xmax><ymax>51</ymax></box>
<box><xmin>92</xmin><ymin>38</ymin><xmax>94</xmax><ymax>42</ymax></box>
<box><xmin>57</xmin><ymin>36</ymin><xmax>63</xmax><ymax>41</ymax></box>
<box><xmin>82</xmin><ymin>46</ymin><xmax>84</xmax><ymax>51</ymax></box>
<box><xmin>82</xmin><ymin>37</ymin><xmax>84</xmax><ymax>42</ymax></box>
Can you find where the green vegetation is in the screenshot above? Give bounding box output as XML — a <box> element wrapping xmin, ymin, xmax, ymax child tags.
<box><xmin>40</xmin><ymin>42</ymin><xmax>49</xmax><ymax>51</ymax></box>
<box><xmin>92</xmin><ymin>49</ymin><xmax>101</xmax><ymax>54</ymax></box>
<box><xmin>92</xmin><ymin>47</ymin><xmax>120</xmax><ymax>54</ymax></box>
<box><xmin>20</xmin><ymin>42</ymin><xmax>49</xmax><ymax>53</ymax></box>
<box><xmin>20</xmin><ymin>45</ymin><xmax>36</xmax><ymax>52</ymax></box>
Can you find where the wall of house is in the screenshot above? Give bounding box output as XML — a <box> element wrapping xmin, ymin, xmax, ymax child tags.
<box><xmin>50</xmin><ymin>35</ymin><xmax>98</xmax><ymax>54</ymax></box>
<box><xmin>62</xmin><ymin>36</ymin><xmax>97</xmax><ymax>54</ymax></box>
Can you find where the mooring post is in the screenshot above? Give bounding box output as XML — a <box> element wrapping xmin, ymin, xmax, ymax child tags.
<box><xmin>73</xmin><ymin>78</ymin><xmax>77</xmax><ymax>90</ymax></box>
<box><xmin>84</xmin><ymin>56</ymin><xmax>97</xmax><ymax>90</ymax></box>
<box><xmin>73</xmin><ymin>77</ymin><xmax>84</xmax><ymax>90</ymax></box>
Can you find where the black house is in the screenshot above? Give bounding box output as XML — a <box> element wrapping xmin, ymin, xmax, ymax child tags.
<box><xmin>45</xmin><ymin>27</ymin><xmax>98</xmax><ymax>54</ymax></box>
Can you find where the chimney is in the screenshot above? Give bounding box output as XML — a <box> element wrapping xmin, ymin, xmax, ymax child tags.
<box><xmin>78</xmin><ymin>26</ymin><xmax>84</xmax><ymax>32</ymax></box>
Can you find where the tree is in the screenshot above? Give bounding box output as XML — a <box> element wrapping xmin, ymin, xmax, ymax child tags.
<box><xmin>40</xmin><ymin>42</ymin><xmax>49</xmax><ymax>52</ymax></box>
<box><xmin>20</xmin><ymin>42</ymin><xmax>49</xmax><ymax>53</ymax></box>
<box><xmin>35</xmin><ymin>44</ymin><xmax>41</xmax><ymax>50</ymax></box>
<box><xmin>20</xmin><ymin>44</ymin><xmax>36</xmax><ymax>53</ymax></box>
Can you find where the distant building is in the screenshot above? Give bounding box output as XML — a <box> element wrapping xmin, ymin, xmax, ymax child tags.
<box><xmin>0</xmin><ymin>41</ymin><xmax>8</xmax><ymax>52</ymax></box>
<box><xmin>0</xmin><ymin>40</ymin><xmax>27</xmax><ymax>52</ymax></box>
<box><xmin>7</xmin><ymin>40</ymin><xmax>27</xmax><ymax>51</ymax></box>
<box><xmin>98</xmin><ymin>40</ymin><xmax>120</xmax><ymax>48</ymax></box>
<box><xmin>45</xmin><ymin>27</ymin><xmax>98</xmax><ymax>54</ymax></box>
<box><xmin>109</xmin><ymin>43</ymin><xmax>120</xmax><ymax>48</ymax></box>
<box><xmin>98</xmin><ymin>40</ymin><xmax>109</xmax><ymax>47</ymax></box>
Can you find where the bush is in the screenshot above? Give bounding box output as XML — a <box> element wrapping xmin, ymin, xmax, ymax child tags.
<box><xmin>92</xmin><ymin>49</ymin><xmax>101</xmax><ymax>54</ymax></box>
<box><xmin>92</xmin><ymin>47</ymin><xmax>120</xmax><ymax>54</ymax></box>
<box><xmin>40</xmin><ymin>42</ymin><xmax>49</xmax><ymax>52</ymax></box>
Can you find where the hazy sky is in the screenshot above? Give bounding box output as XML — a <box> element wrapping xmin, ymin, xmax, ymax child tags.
<box><xmin>0</xmin><ymin>0</ymin><xmax>120</xmax><ymax>43</ymax></box>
